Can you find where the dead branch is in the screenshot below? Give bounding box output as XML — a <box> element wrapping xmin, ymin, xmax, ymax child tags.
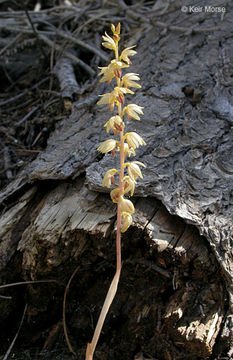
<box><xmin>3</xmin><ymin>304</ymin><xmax>28</xmax><ymax>360</ymax></box>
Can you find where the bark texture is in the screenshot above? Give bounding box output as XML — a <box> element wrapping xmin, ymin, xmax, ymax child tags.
<box><xmin>0</xmin><ymin>1</ymin><xmax>232</xmax><ymax>359</ymax></box>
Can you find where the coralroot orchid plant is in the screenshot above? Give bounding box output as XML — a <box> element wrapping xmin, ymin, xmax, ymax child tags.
<box><xmin>85</xmin><ymin>23</ymin><xmax>146</xmax><ymax>360</ymax></box>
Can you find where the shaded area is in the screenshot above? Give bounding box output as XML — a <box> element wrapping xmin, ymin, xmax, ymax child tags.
<box><xmin>0</xmin><ymin>182</ymin><xmax>227</xmax><ymax>359</ymax></box>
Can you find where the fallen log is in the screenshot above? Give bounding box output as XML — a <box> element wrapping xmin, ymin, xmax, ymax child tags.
<box><xmin>0</xmin><ymin>1</ymin><xmax>232</xmax><ymax>359</ymax></box>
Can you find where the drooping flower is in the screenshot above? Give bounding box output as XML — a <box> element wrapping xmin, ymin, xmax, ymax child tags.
<box><xmin>119</xmin><ymin>196</ymin><xmax>135</xmax><ymax>214</ymax></box>
<box><xmin>97</xmin><ymin>87</ymin><xmax>134</xmax><ymax>110</ymax></box>
<box><xmin>98</xmin><ymin>60</ymin><xmax>128</xmax><ymax>84</ymax></box>
<box><xmin>123</xmin><ymin>143</ymin><xmax>136</xmax><ymax>158</ymax></box>
<box><xmin>102</xmin><ymin>169</ymin><xmax>119</xmax><ymax>188</ymax></box>
<box><xmin>123</xmin><ymin>104</ymin><xmax>144</xmax><ymax>120</ymax></box>
<box><xmin>97</xmin><ymin>92</ymin><xmax>112</xmax><ymax>108</ymax></box>
<box><xmin>124</xmin><ymin>132</ymin><xmax>146</xmax><ymax>150</ymax></box>
<box><xmin>126</xmin><ymin>161</ymin><xmax>146</xmax><ymax>181</ymax></box>
<box><xmin>121</xmin><ymin>73</ymin><xmax>141</xmax><ymax>89</ymax></box>
<box><xmin>104</xmin><ymin>115</ymin><xmax>124</xmax><ymax>134</ymax></box>
<box><xmin>120</xmin><ymin>46</ymin><xmax>137</xmax><ymax>64</ymax></box>
<box><xmin>102</xmin><ymin>32</ymin><xmax>117</xmax><ymax>52</ymax></box>
<box><xmin>97</xmin><ymin>139</ymin><xmax>117</xmax><ymax>153</ymax></box>
<box><xmin>123</xmin><ymin>176</ymin><xmax>136</xmax><ymax>196</ymax></box>
<box><xmin>110</xmin><ymin>187</ymin><xmax>120</xmax><ymax>203</ymax></box>
<box><xmin>121</xmin><ymin>212</ymin><xmax>133</xmax><ymax>233</ymax></box>
<box><xmin>113</xmin><ymin>87</ymin><xmax>134</xmax><ymax>105</ymax></box>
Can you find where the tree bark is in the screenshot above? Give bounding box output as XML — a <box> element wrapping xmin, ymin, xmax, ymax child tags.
<box><xmin>0</xmin><ymin>2</ymin><xmax>232</xmax><ymax>359</ymax></box>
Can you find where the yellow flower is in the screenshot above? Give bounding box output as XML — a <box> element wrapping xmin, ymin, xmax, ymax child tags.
<box><xmin>121</xmin><ymin>73</ymin><xmax>141</xmax><ymax>89</ymax></box>
<box><xmin>98</xmin><ymin>60</ymin><xmax>128</xmax><ymax>84</ymax></box>
<box><xmin>104</xmin><ymin>115</ymin><xmax>124</xmax><ymax>134</ymax></box>
<box><xmin>114</xmin><ymin>87</ymin><xmax>134</xmax><ymax>105</ymax></box>
<box><xmin>102</xmin><ymin>32</ymin><xmax>117</xmax><ymax>52</ymax></box>
<box><xmin>110</xmin><ymin>187</ymin><xmax>120</xmax><ymax>203</ymax></box>
<box><xmin>123</xmin><ymin>143</ymin><xmax>136</xmax><ymax>158</ymax></box>
<box><xmin>97</xmin><ymin>139</ymin><xmax>117</xmax><ymax>153</ymax></box>
<box><xmin>97</xmin><ymin>91</ymin><xmax>116</xmax><ymax>110</ymax></box>
<box><xmin>120</xmin><ymin>46</ymin><xmax>137</xmax><ymax>64</ymax></box>
<box><xmin>102</xmin><ymin>169</ymin><xmax>119</xmax><ymax>188</ymax></box>
<box><xmin>124</xmin><ymin>132</ymin><xmax>146</xmax><ymax>150</ymax></box>
<box><xmin>123</xmin><ymin>176</ymin><xmax>136</xmax><ymax>196</ymax></box>
<box><xmin>121</xmin><ymin>212</ymin><xmax>133</xmax><ymax>233</ymax></box>
<box><xmin>126</xmin><ymin>161</ymin><xmax>146</xmax><ymax>181</ymax></box>
<box><xmin>97</xmin><ymin>92</ymin><xmax>111</xmax><ymax>106</ymax></box>
<box><xmin>97</xmin><ymin>87</ymin><xmax>134</xmax><ymax>110</ymax></box>
<box><xmin>123</xmin><ymin>104</ymin><xmax>144</xmax><ymax>120</ymax></box>
<box><xmin>119</xmin><ymin>196</ymin><xmax>135</xmax><ymax>214</ymax></box>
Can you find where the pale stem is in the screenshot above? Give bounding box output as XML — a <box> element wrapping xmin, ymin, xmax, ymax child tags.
<box><xmin>85</xmin><ymin>268</ymin><xmax>121</xmax><ymax>360</ymax></box>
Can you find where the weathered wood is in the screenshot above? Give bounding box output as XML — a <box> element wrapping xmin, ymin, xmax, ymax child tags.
<box><xmin>0</xmin><ymin>187</ymin><xmax>37</xmax><ymax>271</ymax></box>
<box><xmin>54</xmin><ymin>55</ymin><xmax>82</xmax><ymax>100</ymax></box>
<box><xmin>0</xmin><ymin>180</ymin><xmax>225</xmax><ymax>358</ymax></box>
<box><xmin>0</xmin><ymin>1</ymin><xmax>232</xmax><ymax>358</ymax></box>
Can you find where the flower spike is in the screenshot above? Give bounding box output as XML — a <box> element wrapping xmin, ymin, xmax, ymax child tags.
<box><xmin>88</xmin><ymin>23</ymin><xmax>145</xmax><ymax>360</ymax></box>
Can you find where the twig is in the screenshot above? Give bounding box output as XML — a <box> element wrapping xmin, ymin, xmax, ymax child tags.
<box><xmin>0</xmin><ymin>33</ymin><xmax>22</xmax><ymax>57</ymax></box>
<box><xmin>16</xmin><ymin>104</ymin><xmax>41</xmax><ymax>127</ymax></box>
<box><xmin>4</xmin><ymin>98</ymin><xmax>37</xmax><ymax>113</ymax></box>
<box><xmin>62</xmin><ymin>266</ymin><xmax>80</xmax><ymax>355</ymax></box>
<box><xmin>3</xmin><ymin>304</ymin><xmax>28</xmax><ymax>360</ymax></box>
<box><xmin>3</xmin><ymin>147</ymin><xmax>13</xmax><ymax>180</ymax></box>
<box><xmin>55</xmin><ymin>29</ymin><xmax>109</xmax><ymax>62</ymax></box>
<box><xmin>16</xmin><ymin>149</ymin><xmax>41</xmax><ymax>155</ymax></box>
<box><xmin>24</xmin><ymin>7</ymin><xmax>47</xmax><ymax>58</ymax></box>
<box><xmin>0</xmin><ymin>294</ymin><xmax>12</xmax><ymax>299</ymax></box>
<box><xmin>0</xmin><ymin>279</ymin><xmax>59</xmax><ymax>290</ymax></box>
<box><xmin>0</xmin><ymin>5</ymin><xmax>82</xmax><ymax>17</ymax></box>
<box><xmin>38</xmin><ymin>34</ymin><xmax>95</xmax><ymax>76</ymax></box>
<box><xmin>137</xmin><ymin>259</ymin><xmax>171</xmax><ymax>278</ymax></box>
<box><xmin>0</xmin><ymin>77</ymin><xmax>49</xmax><ymax>107</ymax></box>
